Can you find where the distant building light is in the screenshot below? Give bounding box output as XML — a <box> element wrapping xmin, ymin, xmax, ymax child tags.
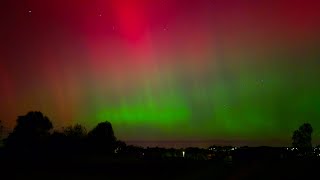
<box><xmin>182</xmin><ymin>151</ymin><xmax>185</xmax><ymax>158</ymax></box>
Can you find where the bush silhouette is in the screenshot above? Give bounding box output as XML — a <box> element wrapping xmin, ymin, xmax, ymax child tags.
<box><xmin>63</xmin><ymin>124</ymin><xmax>87</xmax><ymax>139</ymax></box>
<box><xmin>59</xmin><ymin>124</ymin><xmax>88</xmax><ymax>155</ymax></box>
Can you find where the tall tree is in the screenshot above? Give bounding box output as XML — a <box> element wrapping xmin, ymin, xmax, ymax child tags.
<box><xmin>88</xmin><ymin>121</ymin><xmax>116</xmax><ymax>153</ymax></box>
<box><xmin>5</xmin><ymin>111</ymin><xmax>53</xmax><ymax>148</ymax></box>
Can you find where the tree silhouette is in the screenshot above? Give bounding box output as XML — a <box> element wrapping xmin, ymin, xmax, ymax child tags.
<box><xmin>63</xmin><ymin>124</ymin><xmax>87</xmax><ymax>138</ymax></box>
<box><xmin>88</xmin><ymin>121</ymin><xmax>116</xmax><ymax>153</ymax></box>
<box><xmin>5</xmin><ymin>111</ymin><xmax>53</xmax><ymax>149</ymax></box>
<box><xmin>292</xmin><ymin>123</ymin><xmax>313</xmax><ymax>153</ymax></box>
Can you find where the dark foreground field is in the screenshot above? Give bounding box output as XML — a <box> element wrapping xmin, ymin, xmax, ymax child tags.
<box><xmin>1</xmin><ymin>157</ymin><xmax>319</xmax><ymax>180</ymax></box>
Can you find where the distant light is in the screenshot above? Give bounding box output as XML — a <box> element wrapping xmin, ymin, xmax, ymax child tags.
<box><xmin>182</xmin><ymin>151</ymin><xmax>185</xmax><ymax>158</ymax></box>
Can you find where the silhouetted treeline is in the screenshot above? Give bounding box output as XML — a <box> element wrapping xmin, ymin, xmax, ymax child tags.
<box><xmin>1</xmin><ymin>111</ymin><xmax>130</xmax><ymax>161</ymax></box>
<box><xmin>0</xmin><ymin>111</ymin><xmax>319</xmax><ymax>163</ymax></box>
<box><xmin>1</xmin><ymin>112</ymin><xmax>320</xmax><ymax>180</ymax></box>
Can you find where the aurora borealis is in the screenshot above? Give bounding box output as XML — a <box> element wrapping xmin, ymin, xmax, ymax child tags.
<box><xmin>1</xmin><ymin>0</ymin><xmax>320</xmax><ymax>146</ymax></box>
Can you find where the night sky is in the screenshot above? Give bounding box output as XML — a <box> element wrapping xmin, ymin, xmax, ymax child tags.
<box><xmin>1</xmin><ymin>0</ymin><xmax>320</xmax><ymax>147</ymax></box>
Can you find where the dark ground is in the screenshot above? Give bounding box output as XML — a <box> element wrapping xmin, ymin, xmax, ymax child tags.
<box><xmin>0</xmin><ymin>157</ymin><xmax>319</xmax><ymax>180</ymax></box>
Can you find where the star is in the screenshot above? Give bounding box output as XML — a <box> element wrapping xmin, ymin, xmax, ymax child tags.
<box><xmin>27</xmin><ymin>10</ymin><xmax>33</xmax><ymax>16</ymax></box>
